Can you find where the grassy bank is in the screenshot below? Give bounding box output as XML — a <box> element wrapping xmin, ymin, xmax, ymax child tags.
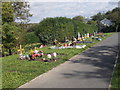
<box><xmin>2</xmin><ymin>33</ymin><xmax>113</xmax><ymax>89</ymax></box>
<box><xmin>110</xmin><ymin>49</ymin><xmax>120</xmax><ymax>89</ymax></box>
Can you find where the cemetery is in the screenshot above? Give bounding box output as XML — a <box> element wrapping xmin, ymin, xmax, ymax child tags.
<box><xmin>1</xmin><ymin>1</ymin><xmax>119</xmax><ymax>89</ymax></box>
<box><xmin>17</xmin><ymin>32</ymin><xmax>103</xmax><ymax>61</ymax></box>
<box><xmin>2</xmin><ymin>32</ymin><xmax>113</xmax><ymax>88</ymax></box>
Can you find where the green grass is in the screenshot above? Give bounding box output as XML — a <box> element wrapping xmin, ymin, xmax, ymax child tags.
<box><xmin>110</xmin><ymin>49</ymin><xmax>120</xmax><ymax>89</ymax></box>
<box><xmin>1</xmin><ymin>33</ymin><xmax>113</xmax><ymax>89</ymax></box>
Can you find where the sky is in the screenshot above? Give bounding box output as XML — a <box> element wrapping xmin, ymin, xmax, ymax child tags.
<box><xmin>27</xmin><ymin>0</ymin><xmax>119</xmax><ymax>23</ymax></box>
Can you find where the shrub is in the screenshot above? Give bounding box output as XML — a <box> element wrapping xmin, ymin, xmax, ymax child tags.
<box><xmin>29</xmin><ymin>17</ymin><xmax>98</xmax><ymax>44</ymax></box>
<box><xmin>24</xmin><ymin>32</ymin><xmax>40</xmax><ymax>44</ymax></box>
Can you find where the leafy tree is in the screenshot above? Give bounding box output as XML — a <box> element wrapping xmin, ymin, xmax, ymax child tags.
<box><xmin>34</xmin><ymin>17</ymin><xmax>75</xmax><ymax>44</ymax></box>
<box><xmin>2</xmin><ymin>1</ymin><xmax>32</xmax><ymax>56</ymax></box>
<box><xmin>2</xmin><ymin>1</ymin><xmax>32</xmax><ymax>24</ymax></box>
<box><xmin>12</xmin><ymin>1</ymin><xmax>32</xmax><ymax>24</ymax></box>
<box><xmin>2</xmin><ymin>2</ymin><xmax>14</xmax><ymax>24</ymax></box>
<box><xmin>72</xmin><ymin>16</ymin><xmax>86</xmax><ymax>23</ymax></box>
<box><xmin>91</xmin><ymin>12</ymin><xmax>106</xmax><ymax>22</ymax></box>
<box><xmin>12</xmin><ymin>1</ymin><xmax>33</xmax><ymax>43</ymax></box>
<box><xmin>106</xmin><ymin>7</ymin><xmax>120</xmax><ymax>32</ymax></box>
<box><xmin>2</xmin><ymin>22</ymin><xmax>19</xmax><ymax>55</ymax></box>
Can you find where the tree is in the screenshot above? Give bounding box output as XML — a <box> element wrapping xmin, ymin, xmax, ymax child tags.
<box><xmin>2</xmin><ymin>2</ymin><xmax>14</xmax><ymax>24</ymax></box>
<box><xmin>34</xmin><ymin>17</ymin><xmax>75</xmax><ymax>44</ymax></box>
<box><xmin>2</xmin><ymin>1</ymin><xmax>32</xmax><ymax>23</ymax></box>
<box><xmin>91</xmin><ymin>12</ymin><xmax>106</xmax><ymax>22</ymax></box>
<box><xmin>2</xmin><ymin>1</ymin><xmax>32</xmax><ymax>56</ymax></box>
<box><xmin>2</xmin><ymin>22</ymin><xmax>19</xmax><ymax>55</ymax></box>
<box><xmin>12</xmin><ymin>1</ymin><xmax>32</xmax><ymax>39</ymax></box>
<box><xmin>106</xmin><ymin>8</ymin><xmax>120</xmax><ymax>26</ymax></box>
<box><xmin>72</xmin><ymin>16</ymin><xmax>86</xmax><ymax>23</ymax></box>
<box><xmin>12</xmin><ymin>1</ymin><xmax>32</xmax><ymax>24</ymax></box>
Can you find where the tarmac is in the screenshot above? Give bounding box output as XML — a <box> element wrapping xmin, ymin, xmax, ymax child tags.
<box><xmin>18</xmin><ymin>33</ymin><xmax>118</xmax><ymax>88</ymax></box>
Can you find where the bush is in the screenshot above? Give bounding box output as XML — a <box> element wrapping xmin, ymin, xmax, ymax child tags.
<box><xmin>34</xmin><ymin>17</ymin><xmax>75</xmax><ymax>44</ymax></box>
<box><xmin>73</xmin><ymin>20</ymin><xmax>98</xmax><ymax>35</ymax></box>
<box><xmin>24</xmin><ymin>32</ymin><xmax>40</xmax><ymax>44</ymax></box>
<box><xmin>29</xmin><ymin>17</ymin><xmax>98</xmax><ymax>44</ymax></box>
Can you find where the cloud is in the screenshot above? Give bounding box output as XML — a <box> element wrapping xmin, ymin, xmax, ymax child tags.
<box><xmin>29</xmin><ymin>2</ymin><xmax>118</xmax><ymax>23</ymax></box>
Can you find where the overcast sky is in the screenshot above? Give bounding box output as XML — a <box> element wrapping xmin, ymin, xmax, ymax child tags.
<box><xmin>27</xmin><ymin>0</ymin><xmax>119</xmax><ymax>23</ymax></box>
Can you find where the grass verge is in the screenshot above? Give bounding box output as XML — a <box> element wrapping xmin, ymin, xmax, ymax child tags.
<box><xmin>110</xmin><ymin>49</ymin><xmax>120</xmax><ymax>89</ymax></box>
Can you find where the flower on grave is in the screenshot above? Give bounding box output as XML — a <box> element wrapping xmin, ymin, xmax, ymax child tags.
<box><xmin>54</xmin><ymin>39</ymin><xmax>57</xmax><ymax>43</ymax></box>
<box><xmin>40</xmin><ymin>50</ymin><xmax>43</xmax><ymax>53</ymax></box>
<box><xmin>25</xmin><ymin>55</ymin><xmax>30</xmax><ymax>60</ymax></box>
<box><xmin>86</xmin><ymin>33</ymin><xmax>89</xmax><ymax>38</ymax></box>
<box><xmin>40</xmin><ymin>53</ymin><xmax>44</xmax><ymax>56</ymax></box>
<box><xmin>19</xmin><ymin>54</ymin><xmax>23</xmax><ymax>59</ymax></box>
<box><xmin>34</xmin><ymin>50</ymin><xmax>38</xmax><ymax>54</ymax></box>
<box><xmin>42</xmin><ymin>58</ymin><xmax>46</xmax><ymax>61</ymax></box>
<box><xmin>34</xmin><ymin>54</ymin><xmax>39</xmax><ymax>57</ymax></box>
<box><xmin>64</xmin><ymin>43</ymin><xmax>68</xmax><ymax>47</ymax></box>
<box><xmin>20</xmin><ymin>55</ymin><xmax>25</xmax><ymax>60</ymax></box>
<box><xmin>32</xmin><ymin>54</ymin><xmax>36</xmax><ymax>59</ymax></box>
<box><xmin>52</xmin><ymin>52</ymin><xmax>57</xmax><ymax>57</ymax></box>
<box><xmin>40</xmin><ymin>45</ymin><xmax>43</xmax><ymax>48</ymax></box>
<box><xmin>20</xmin><ymin>56</ymin><xmax>23</xmax><ymax>60</ymax></box>
<box><xmin>58</xmin><ymin>42</ymin><xmax>62</xmax><ymax>46</ymax></box>
<box><xmin>47</xmin><ymin>54</ymin><xmax>52</xmax><ymax>59</ymax></box>
<box><xmin>30</xmin><ymin>49</ymin><xmax>34</xmax><ymax>55</ymax></box>
<box><xmin>19</xmin><ymin>53</ymin><xmax>23</xmax><ymax>56</ymax></box>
